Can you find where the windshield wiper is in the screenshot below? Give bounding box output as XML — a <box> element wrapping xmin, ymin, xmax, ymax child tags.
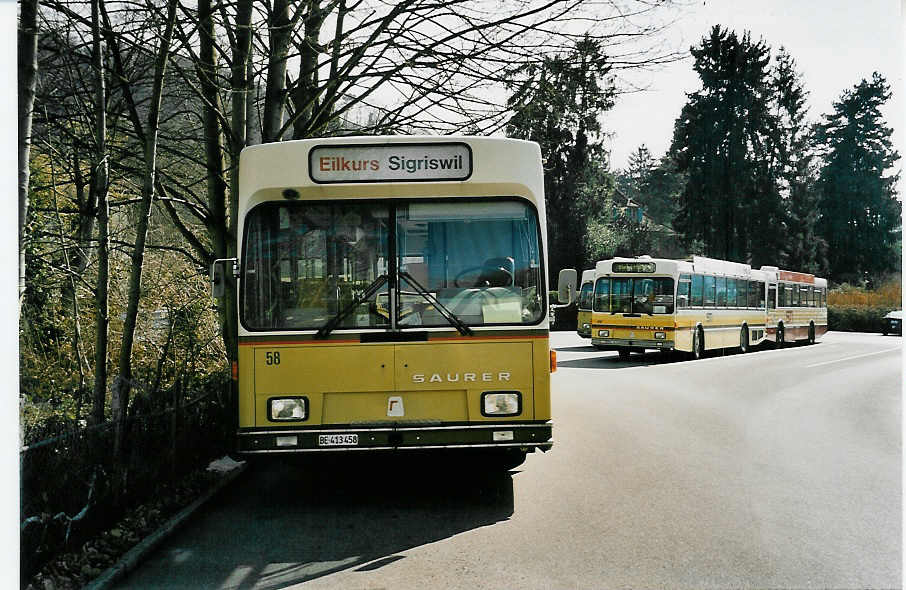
<box><xmin>398</xmin><ymin>270</ymin><xmax>473</xmax><ymax>336</ymax></box>
<box><xmin>315</xmin><ymin>274</ymin><xmax>388</xmax><ymax>339</ymax></box>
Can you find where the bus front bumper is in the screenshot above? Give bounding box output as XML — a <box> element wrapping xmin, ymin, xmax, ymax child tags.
<box><xmin>237</xmin><ymin>422</ymin><xmax>553</xmax><ymax>454</ymax></box>
<box><xmin>591</xmin><ymin>337</ymin><xmax>674</xmax><ymax>350</ymax></box>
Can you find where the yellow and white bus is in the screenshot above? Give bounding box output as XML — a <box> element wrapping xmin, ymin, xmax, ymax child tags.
<box><xmin>219</xmin><ymin>136</ymin><xmax>557</xmax><ymax>469</ymax></box>
<box><xmin>588</xmin><ymin>256</ymin><xmax>827</xmax><ymax>359</ymax></box>
<box><xmin>576</xmin><ymin>269</ymin><xmax>594</xmax><ymax>338</ymax></box>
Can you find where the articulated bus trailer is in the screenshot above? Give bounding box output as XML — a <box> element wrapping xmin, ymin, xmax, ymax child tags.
<box><xmin>212</xmin><ymin>136</ymin><xmax>572</xmax><ymax>469</ymax></box>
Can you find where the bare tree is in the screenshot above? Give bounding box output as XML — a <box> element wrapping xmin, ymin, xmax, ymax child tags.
<box><xmin>90</xmin><ymin>0</ymin><xmax>110</xmax><ymax>426</ymax></box>
<box><xmin>19</xmin><ymin>0</ymin><xmax>41</xmax><ymax>312</ymax></box>
<box><xmin>110</xmin><ymin>0</ymin><xmax>179</xmax><ymax>461</ymax></box>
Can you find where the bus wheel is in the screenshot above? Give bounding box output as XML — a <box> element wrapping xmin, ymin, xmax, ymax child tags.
<box><xmin>692</xmin><ymin>327</ymin><xmax>705</xmax><ymax>360</ymax></box>
<box><xmin>739</xmin><ymin>326</ymin><xmax>749</xmax><ymax>353</ymax></box>
<box><xmin>618</xmin><ymin>349</ymin><xmax>631</xmax><ymax>360</ymax></box>
<box><xmin>776</xmin><ymin>324</ymin><xmax>785</xmax><ymax>349</ymax></box>
<box><xmin>808</xmin><ymin>322</ymin><xmax>815</xmax><ymax>344</ymax></box>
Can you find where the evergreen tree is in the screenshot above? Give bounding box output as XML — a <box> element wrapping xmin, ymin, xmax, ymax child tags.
<box><xmin>815</xmin><ymin>73</ymin><xmax>901</xmax><ymax>282</ymax></box>
<box><xmin>670</xmin><ymin>26</ymin><xmax>781</xmax><ymax>265</ymax></box>
<box><xmin>625</xmin><ymin>144</ymin><xmax>655</xmax><ymax>199</ymax></box>
<box><xmin>615</xmin><ymin>147</ymin><xmax>681</xmax><ymax>228</ymax></box>
<box><xmin>771</xmin><ymin>48</ymin><xmax>826</xmax><ymax>273</ymax></box>
<box><xmin>506</xmin><ymin>36</ymin><xmax>615</xmax><ymax>277</ymax></box>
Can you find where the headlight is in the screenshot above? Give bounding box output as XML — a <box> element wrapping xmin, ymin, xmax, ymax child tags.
<box><xmin>654</xmin><ymin>331</ymin><xmax>666</xmax><ymax>340</ymax></box>
<box><xmin>268</xmin><ymin>397</ymin><xmax>307</xmax><ymax>421</ymax></box>
<box><xmin>583</xmin><ymin>323</ymin><xmax>590</xmax><ymax>330</ymax></box>
<box><xmin>482</xmin><ymin>391</ymin><xmax>521</xmax><ymax>417</ymax></box>
<box><xmin>598</xmin><ymin>329</ymin><xmax>610</xmax><ymax>338</ymax></box>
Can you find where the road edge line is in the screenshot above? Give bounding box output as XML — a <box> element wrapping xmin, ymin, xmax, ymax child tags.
<box><xmin>84</xmin><ymin>461</ymin><xmax>247</xmax><ymax>590</ymax></box>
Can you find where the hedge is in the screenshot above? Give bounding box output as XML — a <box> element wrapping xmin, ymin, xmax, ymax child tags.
<box><xmin>828</xmin><ymin>306</ymin><xmax>898</xmax><ymax>333</ymax></box>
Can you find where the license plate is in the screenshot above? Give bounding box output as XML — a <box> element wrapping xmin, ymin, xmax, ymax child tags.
<box><xmin>318</xmin><ymin>434</ymin><xmax>358</xmax><ymax>447</ymax></box>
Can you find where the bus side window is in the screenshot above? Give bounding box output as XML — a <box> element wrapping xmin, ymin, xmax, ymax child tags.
<box><xmin>703</xmin><ymin>275</ymin><xmax>716</xmax><ymax>307</ymax></box>
<box><xmin>677</xmin><ymin>274</ymin><xmax>691</xmax><ymax>309</ymax></box>
<box><xmin>726</xmin><ymin>277</ymin><xmax>736</xmax><ymax>308</ymax></box>
<box><xmin>716</xmin><ymin>277</ymin><xmax>727</xmax><ymax>307</ymax></box>
<box><xmin>691</xmin><ymin>274</ymin><xmax>704</xmax><ymax>307</ymax></box>
<box><xmin>768</xmin><ymin>284</ymin><xmax>776</xmax><ymax>309</ymax></box>
<box><xmin>748</xmin><ymin>280</ymin><xmax>758</xmax><ymax>308</ymax></box>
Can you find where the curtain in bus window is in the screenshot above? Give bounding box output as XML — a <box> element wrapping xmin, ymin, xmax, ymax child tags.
<box><xmin>691</xmin><ymin>274</ymin><xmax>704</xmax><ymax>307</ymax></box>
<box><xmin>578</xmin><ymin>282</ymin><xmax>594</xmax><ymax>310</ymax></box>
<box><xmin>395</xmin><ymin>200</ymin><xmax>543</xmax><ymax>327</ymax></box>
<box><xmin>768</xmin><ymin>284</ymin><xmax>776</xmax><ymax>309</ymax></box>
<box><xmin>593</xmin><ymin>278</ymin><xmax>610</xmax><ymax>312</ymax></box>
<box><xmin>703</xmin><ymin>276</ymin><xmax>716</xmax><ymax>307</ymax></box>
<box><xmin>611</xmin><ymin>278</ymin><xmax>632</xmax><ymax>313</ymax></box>
<box><xmin>715</xmin><ymin>277</ymin><xmax>727</xmax><ymax>307</ymax></box>
<box><xmin>241</xmin><ymin>202</ymin><xmax>390</xmax><ymax>330</ymax></box>
<box><xmin>677</xmin><ymin>274</ymin><xmax>691</xmax><ymax>309</ymax></box>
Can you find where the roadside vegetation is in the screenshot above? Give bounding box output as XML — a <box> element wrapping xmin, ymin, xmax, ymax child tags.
<box><xmin>827</xmin><ymin>279</ymin><xmax>902</xmax><ymax>333</ymax></box>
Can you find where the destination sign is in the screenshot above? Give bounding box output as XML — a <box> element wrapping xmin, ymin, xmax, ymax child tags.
<box><xmin>309</xmin><ymin>142</ymin><xmax>472</xmax><ymax>183</ymax></box>
<box><xmin>612</xmin><ymin>262</ymin><xmax>656</xmax><ymax>273</ymax></box>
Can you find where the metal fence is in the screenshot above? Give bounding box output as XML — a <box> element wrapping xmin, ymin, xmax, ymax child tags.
<box><xmin>20</xmin><ymin>373</ymin><xmax>234</xmax><ymax>580</ymax></box>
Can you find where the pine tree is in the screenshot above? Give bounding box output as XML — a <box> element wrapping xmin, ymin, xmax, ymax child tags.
<box><xmin>771</xmin><ymin>48</ymin><xmax>825</xmax><ymax>273</ymax></box>
<box><xmin>506</xmin><ymin>36</ymin><xmax>615</xmax><ymax>276</ymax></box>
<box><xmin>816</xmin><ymin>73</ymin><xmax>901</xmax><ymax>282</ymax></box>
<box><xmin>670</xmin><ymin>26</ymin><xmax>780</xmax><ymax>265</ymax></box>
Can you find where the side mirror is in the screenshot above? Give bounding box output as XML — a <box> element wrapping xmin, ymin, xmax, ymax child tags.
<box><xmin>210</xmin><ymin>258</ymin><xmax>238</xmax><ymax>298</ymax></box>
<box><xmin>211</xmin><ymin>263</ymin><xmax>226</xmax><ymax>298</ymax></box>
<box><xmin>557</xmin><ymin>268</ymin><xmax>577</xmax><ymax>304</ymax></box>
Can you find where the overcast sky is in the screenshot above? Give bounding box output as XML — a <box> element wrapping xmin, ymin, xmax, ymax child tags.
<box><xmin>604</xmin><ymin>0</ymin><xmax>904</xmax><ymax>177</ymax></box>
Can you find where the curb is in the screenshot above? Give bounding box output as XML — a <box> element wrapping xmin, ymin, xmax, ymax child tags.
<box><xmin>84</xmin><ymin>462</ymin><xmax>247</xmax><ymax>590</ymax></box>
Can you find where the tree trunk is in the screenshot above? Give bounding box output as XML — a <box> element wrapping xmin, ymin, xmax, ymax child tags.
<box><xmin>90</xmin><ymin>0</ymin><xmax>109</xmax><ymax>426</ymax></box>
<box><xmin>112</xmin><ymin>0</ymin><xmax>178</xmax><ymax>461</ymax></box>
<box><xmin>18</xmin><ymin>0</ymin><xmax>40</xmax><ymax>312</ymax></box>
<box><xmin>198</xmin><ymin>0</ymin><xmax>237</xmax><ymax>365</ymax></box>
<box><xmin>261</xmin><ymin>0</ymin><xmax>291</xmax><ymax>142</ymax></box>
<box><xmin>291</xmin><ymin>1</ymin><xmax>324</xmax><ymax>139</ymax></box>
<box><xmin>224</xmin><ymin>0</ymin><xmax>253</xmax><ymax>362</ymax></box>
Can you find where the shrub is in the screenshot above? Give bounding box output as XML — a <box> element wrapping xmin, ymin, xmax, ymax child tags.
<box><xmin>828</xmin><ymin>306</ymin><xmax>897</xmax><ymax>333</ymax></box>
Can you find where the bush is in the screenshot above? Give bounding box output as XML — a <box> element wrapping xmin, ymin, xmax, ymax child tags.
<box><xmin>828</xmin><ymin>279</ymin><xmax>901</xmax><ymax>307</ymax></box>
<box><xmin>828</xmin><ymin>306</ymin><xmax>897</xmax><ymax>333</ymax></box>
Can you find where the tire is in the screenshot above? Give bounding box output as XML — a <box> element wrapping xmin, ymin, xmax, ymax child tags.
<box><xmin>775</xmin><ymin>324</ymin><xmax>785</xmax><ymax>349</ymax></box>
<box><xmin>618</xmin><ymin>349</ymin><xmax>631</xmax><ymax>360</ymax></box>
<box><xmin>739</xmin><ymin>325</ymin><xmax>749</xmax><ymax>353</ymax></box>
<box><xmin>692</xmin><ymin>326</ymin><xmax>705</xmax><ymax>360</ymax></box>
<box><xmin>808</xmin><ymin>322</ymin><xmax>815</xmax><ymax>345</ymax></box>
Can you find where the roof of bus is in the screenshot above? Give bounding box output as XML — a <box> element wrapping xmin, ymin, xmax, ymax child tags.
<box><xmin>581</xmin><ymin>269</ymin><xmax>594</xmax><ymax>283</ymax></box>
<box><xmin>238</xmin><ymin>136</ymin><xmax>545</xmax><ymax>212</ymax></box>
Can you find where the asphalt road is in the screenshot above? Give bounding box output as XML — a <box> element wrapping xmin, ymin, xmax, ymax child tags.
<box><xmin>117</xmin><ymin>331</ymin><xmax>901</xmax><ymax>589</ymax></box>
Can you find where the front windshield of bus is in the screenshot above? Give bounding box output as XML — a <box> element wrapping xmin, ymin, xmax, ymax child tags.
<box><xmin>241</xmin><ymin>199</ymin><xmax>543</xmax><ymax>330</ymax></box>
<box><xmin>578</xmin><ymin>282</ymin><xmax>594</xmax><ymax>311</ymax></box>
<box><xmin>610</xmin><ymin>277</ymin><xmax>674</xmax><ymax>314</ymax></box>
<box><xmin>395</xmin><ymin>200</ymin><xmax>543</xmax><ymax>327</ymax></box>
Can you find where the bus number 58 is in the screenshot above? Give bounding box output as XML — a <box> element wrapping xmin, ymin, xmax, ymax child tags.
<box><xmin>265</xmin><ymin>351</ymin><xmax>281</xmax><ymax>365</ymax></box>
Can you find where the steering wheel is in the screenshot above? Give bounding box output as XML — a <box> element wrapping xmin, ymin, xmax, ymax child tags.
<box><xmin>454</xmin><ymin>265</ymin><xmax>514</xmax><ymax>288</ymax></box>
